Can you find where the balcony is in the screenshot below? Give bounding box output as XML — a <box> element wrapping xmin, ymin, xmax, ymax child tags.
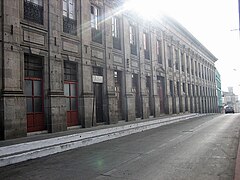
<box><xmin>113</xmin><ymin>37</ymin><xmax>121</xmax><ymax>50</ymax></box>
<box><xmin>92</xmin><ymin>28</ymin><xmax>102</xmax><ymax>44</ymax></box>
<box><xmin>24</xmin><ymin>0</ymin><xmax>43</xmax><ymax>25</ymax></box>
<box><xmin>63</xmin><ymin>16</ymin><xmax>77</xmax><ymax>35</ymax></box>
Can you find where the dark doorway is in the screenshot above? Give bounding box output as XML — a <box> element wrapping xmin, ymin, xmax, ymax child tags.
<box><xmin>157</xmin><ymin>76</ymin><xmax>165</xmax><ymax>114</ymax></box>
<box><xmin>132</xmin><ymin>74</ymin><xmax>141</xmax><ymax>118</ymax></box>
<box><xmin>146</xmin><ymin>76</ymin><xmax>153</xmax><ymax>116</ymax></box>
<box><xmin>114</xmin><ymin>71</ymin><xmax>123</xmax><ymax>120</ymax></box>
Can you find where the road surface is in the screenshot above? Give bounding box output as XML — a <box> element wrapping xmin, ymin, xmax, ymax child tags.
<box><xmin>0</xmin><ymin>114</ymin><xmax>240</xmax><ymax>180</ymax></box>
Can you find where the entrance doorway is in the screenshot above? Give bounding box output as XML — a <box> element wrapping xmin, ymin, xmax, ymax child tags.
<box><xmin>114</xmin><ymin>71</ymin><xmax>123</xmax><ymax>120</ymax></box>
<box><xmin>157</xmin><ymin>76</ymin><xmax>165</xmax><ymax>114</ymax></box>
<box><xmin>64</xmin><ymin>61</ymin><xmax>79</xmax><ymax>127</ymax></box>
<box><xmin>132</xmin><ymin>73</ymin><xmax>141</xmax><ymax>118</ymax></box>
<box><xmin>93</xmin><ymin>67</ymin><xmax>105</xmax><ymax>123</ymax></box>
<box><xmin>24</xmin><ymin>54</ymin><xmax>45</xmax><ymax>132</ymax></box>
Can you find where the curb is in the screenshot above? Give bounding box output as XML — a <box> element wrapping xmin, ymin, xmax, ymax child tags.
<box><xmin>0</xmin><ymin>114</ymin><xmax>201</xmax><ymax>167</ymax></box>
<box><xmin>234</xmin><ymin>132</ymin><xmax>240</xmax><ymax>180</ymax></box>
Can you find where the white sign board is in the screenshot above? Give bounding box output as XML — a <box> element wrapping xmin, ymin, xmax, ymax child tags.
<box><xmin>92</xmin><ymin>75</ymin><xmax>103</xmax><ymax>83</ymax></box>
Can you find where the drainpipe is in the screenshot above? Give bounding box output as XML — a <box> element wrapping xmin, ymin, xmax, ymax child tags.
<box><xmin>103</xmin><ymin>1</ymin><xmax>110</xmax><ymax>124</ymax></box>
<box><xmin>47</xmin><ymin>0</ymin><xmax>52</xmax><ymax>132</ymax></box>
<box><xmin>121</xmin><ymin>15</ymin><xmax>128</xmax><ymax>121</ymax></box>
<box><xmin>1</xmin><ymin>0</ymin><xmax>5</xmax><ymax>139</ymax></box>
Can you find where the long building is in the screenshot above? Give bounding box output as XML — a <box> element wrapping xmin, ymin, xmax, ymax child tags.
<box><xmin>0</xmin><ymin>0</ymin><xmax>218</xmax><ymax>140</ymax></box>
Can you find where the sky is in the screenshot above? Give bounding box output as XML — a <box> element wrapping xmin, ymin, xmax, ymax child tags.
<box><xmin>125</xmin><ymin>0</ymin><xmax>240</xmax><ymax>96</ymax></box>
<box><xmin>166</xmin><ymin>0</ymin><xmax>240</xmax><ymax>96</ymax></box>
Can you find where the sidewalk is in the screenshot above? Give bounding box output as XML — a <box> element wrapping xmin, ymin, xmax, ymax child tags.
<box><xmin>0</xmin><ymin>113</ymin><xmax>203</xmax><ymax>167</ymax></box>
<box><xmin>234</xmin><ymin>130</ymin><xmax>240</xmax><ymax>180</ymax></box>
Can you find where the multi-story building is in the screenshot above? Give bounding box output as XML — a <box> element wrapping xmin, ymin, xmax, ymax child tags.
<box><xmin>222</xmin><ymin>87</ymin><xmax>239</xmax><ymax>113</ymax></box>
<box><xmin>0</xmin><ymin>0</ymin><xmax>218</xmax><ymax>140</ymax></box>
<box><xmin>215</xmin><ymin>70</ymin><xmax>222</xmax><ymax>112</ymax></box>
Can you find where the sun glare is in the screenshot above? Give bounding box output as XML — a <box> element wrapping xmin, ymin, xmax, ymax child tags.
<box><xmin>123</xmin><ymin>0</ymin><xmax>165</xmax><ymax>20</ymax></box>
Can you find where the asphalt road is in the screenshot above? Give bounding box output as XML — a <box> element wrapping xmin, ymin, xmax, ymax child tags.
<box><xmin>0</xmin><ymin>114</ymin><xmax>240</xmax><ymax>180</ymax></box>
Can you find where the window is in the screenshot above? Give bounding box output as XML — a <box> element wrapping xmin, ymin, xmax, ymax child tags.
<box><xmin>24</xmin><ymin>54</ymin><xmax>45</xmax><ymax>132</ymax></box>
<box><xmin>191</xmin><ymin>58</ymin><xmax>194</xmax><ymax>75</ymax></box>
<box><xmin>64</xmin><ymin>61</ymin><xmax>78</xmax><ymax>126</ymax></box>
<box><xmin>175</xmin><ymin>49</ymin><xmax>179</xmax><ymax>70</ymax></box>
<box><xmin>130</xmin><ymin>24</ymin><xmax>137</xmax><ymax>55</ymax></box>
<box><xmin>91</xmin><ymin>5</ymin><xmax>102</xmax><ymax>44</ymax></box>
<box><xmin>64</xmin><ymin>61</ymin><xmax>77</xmax><ymax>81</ymax></box>
<box><xmin>24</xmin><ymin>0</ymin><xmax>43</xmax><ymax>24</ymax></box>
<box><xmin>91</xmin><ymin>5</ymin><xmax>100</xmax><ymax>29</ymax></box>
<box><xmin>63</xmin><ymin>0</ymin><xmax>75</xmax><ymax>19</ymax></box>
<box><xmin>186</xmin><ymin>55</ymin><xmax>190</xmax><ymax>73</ymax></box>
<box><xmin>143</xmin><ymin>32</ymin><xmax>150</xmax><ymax>59</ymax></box>
<box><xmin>63</xmin><ymin>0</ymin><xmax>77</xmax><ymax>35</ymax></box>
<box><xmin>181</xmin><ymin>53</ymin><xmax>185</xmax><ymax>72</ymax></box>
<box><xmin>170</xmin><ymin>80</ymin><xmax>174</xmax><ymax>96</ymax></box>
<box><xmin>157</xmin><ymin>40</ymin><xmax>162</xmax><ymax>64</ymax></box>
<box><xmin>112</xmin><ymin>17</ymin><xmax>120</xmax><ymax>38</ymax></box>
<box><xmin>167</xmin><ymin>46</ymin><xmax>172</xmax><ymax>68</ymax></box>
<box><xmin>112</xmin><ymin>17</ymin><xmax>121</xmax><ymax>50</ymax></box>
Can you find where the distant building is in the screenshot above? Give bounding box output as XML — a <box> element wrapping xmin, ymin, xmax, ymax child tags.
<box><xmin>0</xmin><ymin>0</ymin><xmax>218</xmax><ymax>140</ymax></box>
<box><xmin>215</xmin><ymin>70</ymin><xmax>222</xmax><ymax>113</ymax></box>
<box><xmin>222</xmin><ymin>87</ymin><xmax>239</xmax><ymax>113</ymax></box>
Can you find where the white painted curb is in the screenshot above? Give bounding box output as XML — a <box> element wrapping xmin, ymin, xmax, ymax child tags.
<box><xmin>0</xmin><ymin>114</ymin><xmax>203</xmax><ymax>167</ymax></box>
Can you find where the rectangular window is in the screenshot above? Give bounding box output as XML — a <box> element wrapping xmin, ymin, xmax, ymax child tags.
<box><xmin>181</xmin><ymin>53</ymin><xmax>185</xmax><ymax>72</ymax></box>
<box><xmin>167</xmin><ymin>46</ymin><xmax>172</xmax><ymax>68</ymax></box>
<box><xmin>175</xmin><ymin>49</ymin><xmax>179</xmax><ymax>70</ymax></box>
<box><xmin>170</xmin><ymin>80</ymin><xmax>173</xmax><ymax>96</ymax></box>
<box><xmin>112</xmin><ymin>17</ymin><xmax>120</xmax><ymax>38</ymax></box>
<box><xmin>143</xmin><ymin>32</ymin><xmax>150</xmax><ymax>59</ymax></box>
<box><xmin>24</xmin><ymin>54</ymin><xmax>43</xmax><ymax>113</ymax></box>
<box><xmin>63</xmin><ymin>0</ymin><xmax>77</xmax><ymax>35</ymax></box>
<box><xmin>91</xmin><ymin>5</ymin><xmax>99</xmax><ymax>29</ymax></box>
<box><xmin>91</xmin><ymin>5</ymin><xmax>102</xmax><ymax>44</ymax></box>
<box><xmin>112</xmin><ymin>17</ymin><xmax>121</xmax><ymax>50</ymax></box>
<box><xmin>130</xmin><ymin>24</ymin><xmax>137</xmax><ymax>55</ymax></box>
<box><xmin>157</xmin><ymin>40</ymin><xmax>162</xmax><ymax>64</ymax></box>
<box><xmin>24</xmin><ymin>0</ymin><xmax>43</xmax><ymax>24</ymax></box>
<box><xmin>186</xmin><ymin>55</ymin><xmax>190</xmax><ymax>73</ymax></box>
<box><xmin>63</xmin><ymin>0</ymin><xmax>75</xmax><ymax>19</ymax></box>
<box><xmin>64</xmin><ymin>61</ymin><xmax>77</xmax><ymax>81</ymax></box>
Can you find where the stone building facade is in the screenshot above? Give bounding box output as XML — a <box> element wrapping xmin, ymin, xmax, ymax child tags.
<box><xmin>0</xmin><ymin>0</ymin><xmax>218</xmax><ymax>140</ymax></box>
<box><xmin>215</xmin><ymin>70</ymin><xmax>222</xmax><ymax>113</ymax></box>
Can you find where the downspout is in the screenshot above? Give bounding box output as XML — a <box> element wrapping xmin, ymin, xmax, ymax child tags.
<box><xmin>149</xmin><ymin>29</ymin><xmax>155</xmax><ymax>117</ymax></box>
<box><xmin>137</xmin><ymin>23</ymin><xmax>143</xmax><ymax>119</ymax></box>
<box><xmin>47</xmin><ymin>0</ymin><xmax>52</xmax><ymax>132</ymax></box>
<box><xmin>121</xmin><ymin>14</ymin><xmax>128</xmax><ymax>121</ymax></box>
<box><xmin>103</xmin><ymin>1</ymin><xmax>110</xmax><ymax>124</ymax></box>
<box><xmin>1</xmin><ymin>0</ymin><xmax>5</xmax><ymax>139</ymax></box>
<box><xmin>79</xmin><ymin>0</ymin><xmax>85</xmax><ymax>127</ymax></box>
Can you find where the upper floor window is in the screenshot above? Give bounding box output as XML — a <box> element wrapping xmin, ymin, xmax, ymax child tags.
<box><xmin>112</xmin><ymin>17</ymin><xmax>120</xmax><ymax>38</ymax></box>
<box><xmin>130</xmin><ymin>24</ymin><xmax>137</xmax><ymax>55</ymax></box>
<box><xmin>91</xmin><ymin>5</ymin><xmax>102</xmax><ymax>44</ymax></box>
<box><xmin>167</xmin><ymin>46</ymin><xmax>172</xmax><ymax>68</ymax></box>
<box><xmin>112</xmin><ymin>17</ymin><xmax>121</xmax><ymax>50</ymax></box>
<box><xmin>157</xmin><ymin>40</ymin><xmax>162</xmax><ymax>64</ymax></box>
<box><xmin>63</xmin><ymin>0</ymin><xmax>77</xmax><ymax>35</ymax></box>
<box><xmin>181</xmin><ymin>53</ymin><xmax>185</xmax><ymax>72</ymax></box>
<box><xmin>175</xmin><ymin>49</ymin><xmax>179</xmax><ymax>70</ymax></box>
<box><xmin>24</xmin><ymin>0</ymin><xmax>43</xmax><ymax>24</ymax></box>
<box><xmin>143</xmin><ymin>32</ymin><xmax>150</xmax><ymax>59</ymax></box>
<box><xmin>91</xmin><ymin>5</ymin><xmax>100</xmax><ymax>29</ymax></box>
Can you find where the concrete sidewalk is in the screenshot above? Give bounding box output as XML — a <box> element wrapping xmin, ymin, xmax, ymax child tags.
<box><xmin>234</xmin><ymin>130</ymin><xmax>240</xmax><ymax>180</ymax></box>
<box><xmin>0</xmin><ymin>113</ymin><xmax>204</xmax><ymax>167</ymax></box>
